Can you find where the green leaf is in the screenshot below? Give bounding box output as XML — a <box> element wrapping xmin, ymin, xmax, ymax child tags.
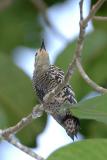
<box><xmin>71</xmin><ymin>94</ymin><xmax>107</xmax><ymax>125</ymax></box>
<box><xmin>0</xmin><ymin>53</ymin><xmax>47</xmax><ymax>146</ymax></box>
<box><xmin>0</xmin><ymin>105</ymin><xmax>9</xmax><ymax>128</ymax></box>
<box><xmin>0</xmin><ymin>0</ymin><xmax>42</xmax><ymax>53</ymax></box>
<box><xmin>48</xmin><ymin>139</ymin><xmax>107</xmax><ymax>160</ymax></box>
<box><xmin>80</xmin><ymin>120</ymin><xmax>107</xmax><ymax>139</ymax></box>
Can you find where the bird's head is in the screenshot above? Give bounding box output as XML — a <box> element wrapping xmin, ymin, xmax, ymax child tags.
<box><xmin>34</xmin><ymin>40</ymin><xmax>50</xmax><ymax>71</ymax></box>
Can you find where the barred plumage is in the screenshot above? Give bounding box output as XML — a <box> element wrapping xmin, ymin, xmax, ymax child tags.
<box><xmin>32</xmin><ymin>41</ymin><xmax>80</xmax><ymax>140</ymax></box>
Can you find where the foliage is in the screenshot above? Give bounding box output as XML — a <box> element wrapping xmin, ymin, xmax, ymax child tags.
<box><xmin>48</xmin><ymin>139</ymin><xmax>107</xmax><ymax>160</ymax></box>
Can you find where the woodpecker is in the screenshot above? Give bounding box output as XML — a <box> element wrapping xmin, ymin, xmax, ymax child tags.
<box><xmin>32</xmin><ymin>41</ymin><xmax>80</xmax><ymax>140</ymax></box>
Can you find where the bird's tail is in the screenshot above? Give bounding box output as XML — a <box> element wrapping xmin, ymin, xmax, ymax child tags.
<box><xmin>52</xmin><ymin>113</ymin><xmax>80</xmax><ymax>140</ymax></box>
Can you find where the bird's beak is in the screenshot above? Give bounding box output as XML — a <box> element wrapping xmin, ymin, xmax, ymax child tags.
<box><xmin>40</xmin><ymin>40</ymin><xmax>46</xmax><ymax>51</ymax></box>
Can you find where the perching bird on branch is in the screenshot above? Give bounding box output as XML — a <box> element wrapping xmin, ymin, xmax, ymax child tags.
<box><xmin>32</xmin><ymin>41</ymin><xmax>80</xmax><ymax>140</ymax></box>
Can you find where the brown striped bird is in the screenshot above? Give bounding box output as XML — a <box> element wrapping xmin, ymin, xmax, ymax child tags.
<box><xmin>32</xmin><ymin>41</ymin><xmax>80</xmax><ymax>140</ymax></box>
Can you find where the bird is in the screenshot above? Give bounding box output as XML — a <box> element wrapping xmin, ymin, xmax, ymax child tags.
<box><xmin>32</xmin><ymin>40</ymin><xmax>80</xmax><ymax>140</ymax></box>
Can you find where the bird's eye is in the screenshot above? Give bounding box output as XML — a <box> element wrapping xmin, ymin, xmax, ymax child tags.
<box><xmin>35</xmin><ymin>52</ymin><xmax>38</xmax><ymax>56</ymax></box>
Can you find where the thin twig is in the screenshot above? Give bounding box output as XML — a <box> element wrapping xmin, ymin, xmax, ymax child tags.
<box><xmin>76</xmin><ymin>58</ymin><xmax>107</xmax><ymax>93</ymax></box>
<box><xmin>74</xmin><ymin>0</ymin><xmax>107</xmax><ymax>94</ymax></box>
<box><xmin>0</xmin><ymin>105</ymin><xmax>43</xmax><ymax>138</ymax></box>
<box><xmin>45</xmin><ymin>1</ymin><xmax>84</xmax><ymax>97</ymax></box>
<box><xmin>83</xmin><ymin>0</ymin><xmax>106</xmax><ymax>26</ymax></box>
<box><xmin>0</xmin><ymin>104</ymin><xmax>44</xmax><ymax>160</ymax></box>
<box><xmin>79</xmin><ymin>0</ymin><xmax>84</xmax><ymax>21</ymax></box>
<box><xmin>93</xmin><ymin>16</ymin><xmax>107</xmax><ymax>21</ymax></box>
<box><xmin>30</xmin><ymin>0</ymin><xmax>68</xmax><ymax>42</ymax></box>
<box><xmin>50</xmin><ymin>0</ymin><xmax>107</xmax><ymax>96</ymax></box>
<box><xmin>6</xmin><ymin>135</ymin><xmax>44</xmax><ymax>160</ymax></box>
<box><xmin>1</xmin><ymin>114</ymin><xmax>32</xmax><ymax>137</ymax></box>
<box><xmin>44</xmin><ymin>0</ymin><xmax>85</xmax><ymax>100</ymax></box>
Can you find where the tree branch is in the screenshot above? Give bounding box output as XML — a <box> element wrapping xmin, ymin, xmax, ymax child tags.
<box><xmin>0</xmin><ymin>104</ymin><xmax>44</xmax><ymax>160</ymax></box>
<box><xmin>7</xmin><ymin>135</ymin><xmax>44</xmax><ymax>160</ymax></box>
<box><xmin>76</xmin><ymin>58</ymin><xmax>107</xmax><ymax>93</ymax></box>
<box><xmin>44</xmin><ymin>0</ymin><xmax>107</xmax><ymax>103</ymax></box>
<box><xmin>74</xmin><ymin>0</ymin><xmax>107</xmax><ymax>94</ymax></box>
<box><xmin>93</xmin><ymin>16</ymin><xmax>107</xmax><ymax>21</ymax></box>
<box><xmin>0</xmin><ymin>105</ymin><xmax>43</xmax><ymax>138</ymax></box>
<box><xmin>82</xmin><ymin>0</ymin><xmax>106</xmax><ymax>26</ymax></box>
<box><xmin>49</xmin><ymin>0</ymin><xmax>107</xmax><ymax>97</ymax></box>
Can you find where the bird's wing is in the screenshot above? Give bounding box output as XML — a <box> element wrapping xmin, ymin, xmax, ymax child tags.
<box><xmin>47</xmin><ymin>65</ymin><xmax>64</xmax><ymax>84</ymax></box>
<box><xmin>47</xmin><ymin>65</ymin><xmax>77</xmax><ymax>104</ymax></box>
